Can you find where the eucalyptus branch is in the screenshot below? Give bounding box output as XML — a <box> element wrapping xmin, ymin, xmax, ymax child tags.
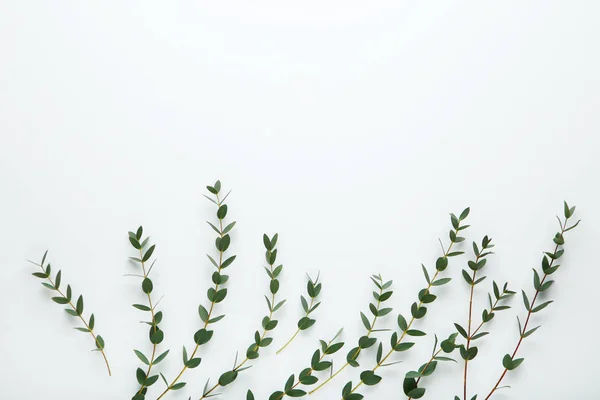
<box><xmin>199</xmin><ymin>233</ymin><xmax>286</xmax><ymax>399</ymax></box>
<box><xmin>269</xmin><ymin>328</ymin><xmax>344</xmax><ymax>400</ymax></box>
<box><xmin>404</xmin><ymin>333</ymin><xmax>459</xmax><ymax>399</ymax></box>
<box><xmin>309</xmin><ymin>274</ymin><xmax>393</xmax><ymax>395</ymax></box>
<box><xmin>155</xmin><ymin>181</ymin><xmax>236</xmax><ymax>400</ymax></box>
<box><xmin>28</xmin><ymin>251</ymin><xmax>111</xmax><ymax>376</ymax></box>
<box><xmin>341</xmin><ymin>207</ymin><xmax>470</xmax><ymax>400</ymax></box>
<box><xmin>483</xmin><ymin>202</ymin><xmax>580</xmax><ymax>400</ymax></box>
<box><xmin>276</xmin><ymin>273</ymin><xmax>322</xmax><ymax>354</ymax></box>
<box><xmin>470</xmin><ymin>281</ymin><xmax>515</xmax><ymax>339</ymax></box>
<box><xmin>455</xmin><ymin>235</ymin><xmax>495</xmax><ymax>400</ymax></box>
<box><xmin>127</xmin><ymin>227</ymin><xmax>169</xmax><ymax>400</ymax></box>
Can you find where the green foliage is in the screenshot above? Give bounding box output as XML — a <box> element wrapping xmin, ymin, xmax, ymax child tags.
<box><xmin>276</xmin><ymin>273</ymin><xmax>323</xmax><ymax>354</ymax></box>
<box><xmin>25</xmin><ymin>194</ymin><xmax>580</xmax><ymax>400</ymax></box>
<box><xmin>199</xmin><ymin>233</ymin><xmax>287</xmax><ymax>399</ymax></box>
<box><xmin>127</xmin><ymin>227</ymin><xmax>168</xmax><ymax>400</ymax></box>
<box><xmin>270</xmin><ymin>329</ymin><xmax>344</xmax><ymax>399</ymax></box>
<box><xmin>28</xmin><ymin>252</ymin><xmax>111</xmax><ymax>376</ymax></box>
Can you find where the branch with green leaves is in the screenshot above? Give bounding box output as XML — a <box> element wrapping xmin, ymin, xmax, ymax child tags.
<box><xmin>454</xmin><ymin>235</ymin><xmax>496</xmax><ymax>400</ymax></box>
<box><xmin>483</xmin><ymin>202</ymin><xmax>580</xmax><ymax>400</ymax></box>
<box><xmin>198</xmin><ymin>233</ymin><xmax>286</xmax><ymax>399</ymax></box>
<box><xmin>309</xmin><ymin>274</ymin><xmax>393</xmax><ymax>395</ymax></box>
<box><xmin>268</xmin><ymin>328</ymin><xmax>344</xmax><ymax>400</ymax></box>
<box><xmin>276</xmin><ymin>273</ymin><xmax>322</xmax><ymax>354</ymax></box>
<box><xmin>340</xmin><ymin>207</ymin><xmax>470</xmax><ymax>400</ymax></box>
<box><xmin>404</xmin><ymin>333</ymin><xmax>460</xmax><ymax>399</ymax></box>
<box><xmin>127</xmin><ymin>227</ymin><xmax>170</xmax><ymax>400</ymax></box>
<box><xmin>28</xmin><ymin>251</ymin><xmax>111</xmax><ymax>376</ymax></box>
<box><xmin>155</xmin><ymin>181</ymin><xmax>236</xmax><ymax>400</ymax></box>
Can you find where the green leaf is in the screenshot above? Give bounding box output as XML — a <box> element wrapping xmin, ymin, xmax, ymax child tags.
<box><xmin>221</xmin><ymin>255</ymin><xmax>236</xmax><ymax>269</ymax></box>
<box><xmin>521</xmin><ymin>290</ymin><xmax>530</xmax><ymax>310</ymax></box>
<box><xmin>95</xmin><ymin>335</ymin><xmax>105</xmax><ymax>350</ymax></box>
<box><xmin>149</xmin><ymin>329</ymin><xmax>164</xmax><ymax>344</ymax></box>
<box><xmin>130</xmin><ymin>237</ymin><xmax>141</xmax><ymax>249</ymax></box>
<box><xmin>431</xmin><ymin>278</ymin><xmax>451</xmax><ymax>286</ymax></box>
<box><xmin>397</xmin><ymin>314</ymin><xmax>408</xmax><ymax>331</ymax></box>
<box><xmin>421</xmin><ymin>264</ymin><xmax>430</xmax><ymax>284</ymax></box>
<box><xmin>360</xmin><ymin>312</ymin><xmax>371</xmax><ymax>330</ymax></box>
<box><xmin>76</xmin><ymin>295</ymin><xmax>84</xmax><ymax>315</ymax></box>
<box><xmin>52</xmin><ymin>297</ymin><xmax>69</xmax><ymax>305</ymax></box>
<box><xmin>435</xmin><ymin>257</ymin><xmax>448</xmax><ymax>271</ymax></box>
<box><xmin>133</xmin><ymin>304</ymin><xmax>151</xmax><ymax>311</ymax></box>
<box><xmin>298</xmin><ymin>317</ymin><xmax>316</xmax><ymax>330</ymax></box>
<box><xmin>136</xmin><ymin>367</ymin><xmax>146</xmax><ymax>385</ymax></box>
<box><xmin>198</xmin><ymin>305</ymin><xmax>209</xmax><ymax>322</ymax></box>
<box><xmin>531</xmin><ymin>301</ymin><xmax>553</xmax><ymax>313</ymax></box>
<box><xmin>360</xmin><ymin>370</ymin><xmax>381</xmax><ymax>385</ymax></box>
<box><xmin>185</xmin><ymin>358</ymin><xmax>202</xmax><ymax>368</ymax></box>
<box><xmin>217</xmin><ymin>204</ymin><xmax>228</xmax><ymax>220</ymax></box>
<box><xmin>170</xmin><ymin>382</ymin><xmax>186</xmax><ymax>390</ymax></box>
<box><xmin>134</xmin><ymin>350</ymin><xmax>150</xmax><ymax>365</ymax></box>
<box><xmin>454</xmin><ymin>323</ymin><xmax>468</xmax><ymax>339</ymax></box>
<box><xmin>460</xmin><ymin>207</ymin><xmax>470</xmax><ymax>220</ymax></box>
<box><xmin>55</xmin><ymin>270</ymin><xmax>62</xmax><ymax>289</ymax></box>
<box><xmin>154</xmin><ymin>350</ymin><xmax>170</xmax><ymax>364</ymax></box>
<box><xmin>143</xmin><ymin>245</ymin><xmax>155</xmax><ymax>262</ymax></box>
<box><xmin>142</xmin><ymin>278</ymin><xmax>153</xmax><ymax>294</ymax></box>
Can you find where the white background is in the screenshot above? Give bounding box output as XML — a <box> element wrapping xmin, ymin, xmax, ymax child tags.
<box><xmin>1</xmin><ymin>1</ymin><xmax>599</xmax><ymax>399</ymax></box>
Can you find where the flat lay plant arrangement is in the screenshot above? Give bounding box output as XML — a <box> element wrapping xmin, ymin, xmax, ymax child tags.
<box><xmin>26</xmin><ymin>181</ymin><xmax>581</xmax><ymax>400</ymax></box>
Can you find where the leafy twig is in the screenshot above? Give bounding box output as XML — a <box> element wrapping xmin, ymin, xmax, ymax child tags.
<box><xmin>155</xmin><ymin>181</ymin><xmax>236</xmax><ymax>400</ymax></box>
<box><xmin>128</xmin><ymin>227</ymin><xmax>170</xmax><ymax>400</ymax></box>
<box><xmin>309</xmin><ymin>274</ymin><xmax>393</xmax><ymax>395</ymax></box>
<box><xmin>276</xmin><ymin>273</ymin><xmax>322</xmax><ymax>354</ymax></box>
<box><xmin>199</xmin><ymin>233</ymin><xmax>286</xmax><ymax>399</ymax></box>
<box><xmin>456</xmin><ymin>235</ymin><xmax>495</xmax><ymax>400</ymax></box>
<box><xmin>270</xmin><ymin>328</ymin><xmax>344</xmax><ymax>400</ymax></box>
<box><xmin>28</xmin><ymin>251</ymin><xmax>111</xmax><ymax>376</ymax></box>
<box><xmin>483</xmin><ymin>202</ymin><xmax>580</xmax><ymax>400</ymax></box>
<box><xmin>341</xmin><ymin>207</ymin><xmax>470</xmax><ymax>400</ymax></box>
<box><xmin>404</xmin><ymin>333</ymin><xmax>459</xmax><ymax>399</ymax></box>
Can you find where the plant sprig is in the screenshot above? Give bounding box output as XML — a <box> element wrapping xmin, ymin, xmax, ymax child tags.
<box><xmin>404</xmin><ymin>333</ymin><xmax>459</xmax><ymax>399</ymax></box>
<box><xmin>483</xmin><ymin>202</ymin><xmax>580</xmax><ymax>400</ymax></box>
<box><xmin>128</xmin><ymin>227</ymin><xmax>169</xmax><ymax>400</ymax></box>
<box><xmin>155</xmin><ymin>181</ymin><xmax>236</xmax><ymax>400</ymax></box>
<box><xmin>276</xmin><ymin>273</ymin><xmax>322</xmax><ymax>354</ymax></box>
<box><xmin>28</xmin><ymin>251</ymin><xmax>111</xmax><ymax>376</ymax></box>
<box><xmin>341</xmin><ymin>207</ymin><xmax>470</xmax><ymax>400</ymax></box>
<box><xmin>309</xmin><ymin>274</ymin><xmax>393</xmax><ymax>395</ymax></box>
<box><xmin>455</xmin><ymin>235</ymin><xmax>495</xmax><ymax>400</ymax></box>
<box><xmin>198</xmin><ymin>233</ymin><xmax>286</xmax><ymax>399</ymax></box>
<box><xmin>269</xmin><ymin>328</ymin><xmax>344</xmax><ymax>400</ymax></box>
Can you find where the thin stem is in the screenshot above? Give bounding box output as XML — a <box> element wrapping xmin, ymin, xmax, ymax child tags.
<box><xmin>39</xmin><ymin>263</ymin><xmax>112</xmax><ymax>376</ymax></box>
<box><xmin>483</xmin><ymin>225</ymin><xmax>566</xmax><ymax>400</ymax></box>
<box><xmin>137</xmin><ymin>250</ymin><xmax>158</xmax><ymax>394</ymax></box>
<box><xmin>346</xmin><ymin>234</ymin><xmax>459</xmax><ymax>398</ymax></box>
<box><xmin>276</xmin><ymin>296</ymin><xmax>315</xmax><ymax>355</ymax></box>
<box><xmin>408</xmin><ymin>348</ymin><xmax>443</xmax><ymax>400</ymax></box>
<box><xmin>309</xmin><ymin>281</ymin><xmax>384</xmax><ymax>395</ymax></box>
<box><xmin>276</xmin><ymin>327</ymin><xmax>301</xmax><ymax>355</ymax></box>
<box><xmin>156</xmin><ymin>194</ymin><xmax>224</xmax><ymax>400</ymax></box>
